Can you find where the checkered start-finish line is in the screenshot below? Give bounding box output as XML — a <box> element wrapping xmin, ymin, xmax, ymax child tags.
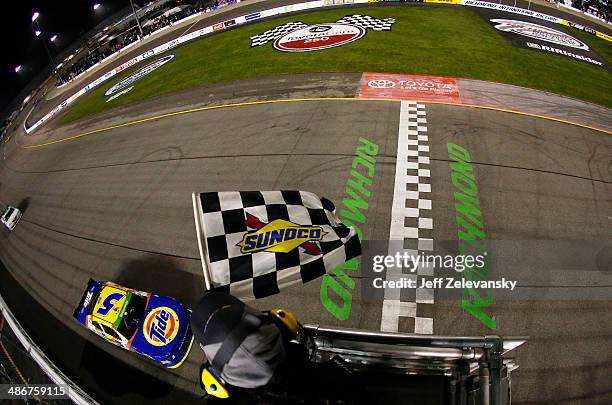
<box><xmin>193</xmin><ymin>190</ymin><xmax>361</xmax><ymax>300</ymax></box>
<box><xmin>382</xmin><ymin>101</ymin><xmax>435</xmax><ymax>335</ymax></box>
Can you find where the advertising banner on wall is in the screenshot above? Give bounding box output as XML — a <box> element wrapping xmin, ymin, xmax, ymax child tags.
<box><xmin>360</xmin><ymin>72</ymin><xmax>462</xmax><ymax>103</ymax></box>
<box><xmin>460</xmin><ymin>0</ymin><xmax>563</xmax><ymax>23</ymax></box>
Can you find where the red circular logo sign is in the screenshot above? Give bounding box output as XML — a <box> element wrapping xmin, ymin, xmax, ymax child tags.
<box><xmin>274</xmin><ymin>23</ymin><xmax>366</xmax><ymax>52</ymax></box>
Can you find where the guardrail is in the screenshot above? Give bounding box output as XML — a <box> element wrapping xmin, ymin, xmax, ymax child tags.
<box><xmin>0</xmin><ymin>293</ymin><xmax>99</xmax><ymax>405</ymax></box>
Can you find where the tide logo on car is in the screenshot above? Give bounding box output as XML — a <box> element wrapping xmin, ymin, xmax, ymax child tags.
<box><xmin>237</xmin><ymin>213</ymin><xmax>326</xmax><ymax>255</ymax></box>
<box><xmin>144</xmin><ymin>307</ymin><xmax>179</xmax><ymax>347</ymax></box>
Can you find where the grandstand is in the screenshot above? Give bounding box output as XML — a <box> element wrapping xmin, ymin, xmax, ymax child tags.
<box><xmin>56</xmin><ymin>1</ymin><xmax>237</xmax><ymax>86</ymax></box>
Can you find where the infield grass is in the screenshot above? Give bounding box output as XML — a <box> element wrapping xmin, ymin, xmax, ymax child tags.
<box><xmin>62</xmin><ymin>6</ymin><xmax>612</xmax><ymax>123</ymax></box>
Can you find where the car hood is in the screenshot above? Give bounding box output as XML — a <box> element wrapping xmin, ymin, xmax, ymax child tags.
<box><xmin>130</xmin><ymin>294</ymin><xmax>190</xmax><ymax>359</ymax></box>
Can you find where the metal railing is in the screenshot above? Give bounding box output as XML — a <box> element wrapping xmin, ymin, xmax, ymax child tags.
<box><xmin>303</xmin><ymin>324</ymin><xmax>527</xmax><ymax>405</ymax></box>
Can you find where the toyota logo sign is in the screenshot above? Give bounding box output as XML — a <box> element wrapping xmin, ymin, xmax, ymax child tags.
<box><xmin>367</xmin><ymin>79</ymin><xmax>396</xmax><ymax>89</ymax></box>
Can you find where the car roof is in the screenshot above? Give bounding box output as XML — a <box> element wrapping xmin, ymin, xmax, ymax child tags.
<box><xmin>91</xmin><ymin>285</ymin><xmax>131</xmax><ymax>328</ymax></box>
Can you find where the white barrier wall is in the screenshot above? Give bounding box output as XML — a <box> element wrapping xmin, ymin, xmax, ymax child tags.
<box><xmin>0</xmin><ymin>293</ymin><xmax>99</xmax><ymax>405</ymax></box>
<box><xmin>459</xmin><ymin>0</ymin><xmax>563</xmax><ymax>23</ymax></box>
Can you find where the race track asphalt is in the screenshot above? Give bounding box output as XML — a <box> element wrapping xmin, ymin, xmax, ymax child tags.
<box><xmin>1</xmin><ymin>95</ymin><xmax>611</xmax><ymax>403</ymax></box>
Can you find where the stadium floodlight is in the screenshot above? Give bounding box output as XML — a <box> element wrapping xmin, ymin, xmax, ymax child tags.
<box><xmin>93</xmin><ymin>3</ymin><xmax>101</xmax><ymax>11</ymax></box>
<box><xmin>50</xmin><ymin>34</ymin><xmax>58</xmax><ymax>42</ymax></box>
<box><xmin>14</xmin><ymin>65</ymin><xmax>22</xmax><ymax>73</ymax></box>
<box><xmin>35</xmin><ymin>29</ymin><xmax>42</xmax><ymax>37</ymax></box>
<box><xmin>32</xmin><ymin>11</ymin><xmax>40</xmax><ymax>22</ymax></box>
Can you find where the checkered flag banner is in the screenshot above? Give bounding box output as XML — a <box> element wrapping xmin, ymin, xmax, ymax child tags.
<box><xmin>335</xmin><ymin>15</ymin><xmax>396</xmax><ymax>31</ymax></box>
<box><xmin>250</xmin><ymin>22</ymin><xmax>309</xmax><ymax>47</ymax></box>
<box><xmin>192</xmin><ymin>191</ymin><xmax>361</xmax><ymax>300</ymax></box>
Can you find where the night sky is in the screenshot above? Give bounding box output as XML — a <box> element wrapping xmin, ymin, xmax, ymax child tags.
<box><xmin>1</xmin><ymin>1</ymin><xmax>133</xmax><ymax>116</ymax></box>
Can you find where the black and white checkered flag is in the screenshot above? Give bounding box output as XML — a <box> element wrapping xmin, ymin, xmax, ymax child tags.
<box><xmin>192</xmin><ymin>191</ymin><xmax>361</xmax><ymax>300</ymax></box>
<box><xmin>250</xmin><ymin>22</ymin><xmax>308</xmax><ymax>47</ymax></box>
<box><xmin>336</xmin><ymin>15</ymin><xmax>396</xmax><ymax>31</ymax></box>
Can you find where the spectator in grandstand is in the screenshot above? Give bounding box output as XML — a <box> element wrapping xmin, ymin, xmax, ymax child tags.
<box><xmin>56</xmin><ymin>1</ymin><xmax>237</xmax><ymax>85</ymax></box>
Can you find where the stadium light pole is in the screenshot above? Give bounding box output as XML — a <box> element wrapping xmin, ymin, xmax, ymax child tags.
<box><xmin>14</xmin><ymin>65</ymin><xmax>22</xmax><ymax>73</ymax></box>
<box><xmin>129</xmin><ymin>0</ymin><xmax>144</xmax><ymax>38</ymax></box>
<box><xmin>32</xmin><ymin>11</ymin><xmax>64</xmax><ymax>83</ymax></box>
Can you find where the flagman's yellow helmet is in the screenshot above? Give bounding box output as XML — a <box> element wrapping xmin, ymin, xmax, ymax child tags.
<box><xmin>201</xmin><ymin>367</ymin><xmax>229</xmax><ymax>399</ymax></box>
<box><xmin>270</xmin><ymin>308</ymin><xmax>298</xmax><ymax>337</ymax></box>
<box><xmin>191</xmin><ymin>292</ymin><xmax>289</xmax><ymax>397</ymax></box>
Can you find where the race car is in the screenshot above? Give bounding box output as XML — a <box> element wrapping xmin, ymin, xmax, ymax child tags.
<box><xmin>1</xmin><ymin>206</ymin><xmax>22</xmax><ymax>231</ymax></box>
<box><xmin>73</xmin><ymin>279</ymin><xmax>194</xmax><ymax>368</ymax></box>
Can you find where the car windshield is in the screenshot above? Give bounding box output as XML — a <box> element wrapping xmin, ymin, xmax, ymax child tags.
<box><xmin>3</xmin><ymin>208</ymin><xmax>13</xmax><ymax>220</ymax></box>
<box><xmin>91</xmin><ymin>320</ymin><xmax>102</xmax><ymax>332</ymax></box>
<box><xmin>117</xmin><ymin>293</ymin><xmax>146</xmax><ymax>339</ymax></box>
